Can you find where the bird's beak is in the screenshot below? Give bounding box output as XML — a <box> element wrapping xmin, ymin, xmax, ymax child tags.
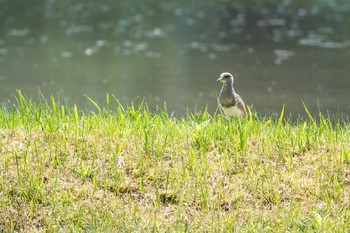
<box><xmin>216</xmin><ymin>77</ymin><xmax>223</xmax><ymax>82</ymax></box>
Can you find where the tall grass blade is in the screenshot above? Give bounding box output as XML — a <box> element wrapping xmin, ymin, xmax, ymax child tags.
<box><xmin>85</xmin><ymin>95</ymin><xmax>102</xmax><ymax>115</ymax></box>
<box><xmin>302</xmin><ymin>101</ymin><xmax>315</xmax><ymax>124</ymax></box>
<box><xmin>278</xmin><ymin>104</ymin><xmax>285</xmax><ymax>125</ymax></box>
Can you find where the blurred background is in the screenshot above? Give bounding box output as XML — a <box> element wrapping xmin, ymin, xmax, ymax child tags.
<box><xmin>0</xmin><ymin>0</ymin><xmax>349</xmax><ymax>118</ymax></box>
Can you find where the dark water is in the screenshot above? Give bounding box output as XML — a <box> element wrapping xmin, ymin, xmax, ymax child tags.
<box><xmin>1</xmin><ymin>1</ymin><xmax>350</xmax><ymax>118</ymax></box>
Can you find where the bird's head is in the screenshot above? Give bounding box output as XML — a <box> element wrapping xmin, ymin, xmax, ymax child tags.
<box><xmin>217</xmin><ymin>72</ymin><xmax>234</xmax><ymax>84</ymax></box>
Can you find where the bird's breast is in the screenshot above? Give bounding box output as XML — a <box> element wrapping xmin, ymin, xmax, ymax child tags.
<box><xmin>219</xmin><ymin>94</ymin><xmax>236</xmax><ymax>107</ymax></box>
<box><xmin>219</xmin><ymin>85</ymin><xmax>236</xmax><ymax>106</ymax></box>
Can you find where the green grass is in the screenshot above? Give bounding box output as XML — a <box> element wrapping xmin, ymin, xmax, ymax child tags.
<box><xmin>0</xmin><ymin>91</ymin><xmax>349</xmax><ymax>232</ymax></box>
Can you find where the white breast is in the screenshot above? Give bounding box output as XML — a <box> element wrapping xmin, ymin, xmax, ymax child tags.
<box><xmin>221</xmin><ymin>105</ymin><xmax>244</xmax><ymax>117</ymax></box>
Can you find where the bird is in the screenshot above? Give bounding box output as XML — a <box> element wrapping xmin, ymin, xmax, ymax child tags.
<box><xmin>217</xmin><ymin>72</ymin><xmax>247</xmax><ymax>118</ymax></box>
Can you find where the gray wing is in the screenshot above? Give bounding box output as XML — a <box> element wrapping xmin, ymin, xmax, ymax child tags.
<box><xmin>235</xmin><ymin>94</ymin><xmax>248</xmax><ymax>117</ymax></box>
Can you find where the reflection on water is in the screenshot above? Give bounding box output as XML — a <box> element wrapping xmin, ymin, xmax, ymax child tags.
<box><xmin>0</xmin><ymin>1</ymin><xmax>349</xmax><ymax>118</ymax></box>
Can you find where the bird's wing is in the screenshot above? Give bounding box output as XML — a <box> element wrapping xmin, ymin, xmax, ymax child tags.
<box><xmin>235</xmin><ymin>94</ymin><xmax>248</xmax><ymax>116</ymax></box>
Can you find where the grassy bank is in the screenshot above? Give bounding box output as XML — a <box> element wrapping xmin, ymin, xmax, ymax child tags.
<box><xmin>0</xmin><ymin>92</ymin><xmax>349</xmax><ymax>232</ymax></box>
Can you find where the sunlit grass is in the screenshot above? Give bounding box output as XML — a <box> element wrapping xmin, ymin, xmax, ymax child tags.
<box><xmin>0</xmin><ymin>91</ymin><xmax>349</xmax><ymax>232</ymax></box>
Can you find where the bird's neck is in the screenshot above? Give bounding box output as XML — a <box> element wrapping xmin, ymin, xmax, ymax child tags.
<box><xmin>223</xmin><ymin>83</ymin><xmax>234</xmax><ymax>92</ymax></box>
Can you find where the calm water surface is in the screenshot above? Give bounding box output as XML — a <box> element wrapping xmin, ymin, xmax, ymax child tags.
<box><xmin>0</xmin><ymin>1</ymin><xmax>350</xmax><ymax>118</ymax></box>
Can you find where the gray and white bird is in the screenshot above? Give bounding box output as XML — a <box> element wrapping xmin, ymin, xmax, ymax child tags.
<box><xmin>217</xmin><ymin>72</ymin><xmax>247</xmax><ymax>118</ymax></box>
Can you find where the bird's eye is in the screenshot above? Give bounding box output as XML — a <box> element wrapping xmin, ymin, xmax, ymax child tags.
<box><xmin>225</xmin><ymin>75</ymin><xmax>230</xmax><ymax>79</ymax></box>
